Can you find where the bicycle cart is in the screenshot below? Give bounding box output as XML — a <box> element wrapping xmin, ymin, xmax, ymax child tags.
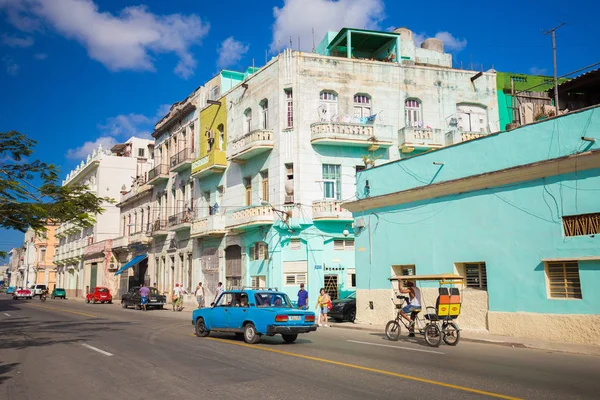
<box><xmin>385</xmin><ymin>274</ymin><xmax>464</xmax><ymax>347</ymax></box>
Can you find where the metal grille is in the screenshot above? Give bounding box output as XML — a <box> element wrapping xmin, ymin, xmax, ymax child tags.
<box><xmin>546</xmin><ymin>261</ymin><xmax>582</xmax><ymax>299</ymax></box>
<box><xmin>465</xmin><ymin>263</ymin><xmax>487</xmax><ymax>290</ymax></box>
<box><xmin>324</xmin><ymin>274</ymin><xmax>338</xmax><ymax>300</ymax></box>
<box><xmin>563</xmin><ymin>213</ymin><xmax>600</xmax><ymax>237</ymax></box>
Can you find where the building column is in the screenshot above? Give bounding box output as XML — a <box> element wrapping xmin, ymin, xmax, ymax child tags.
<box><xmin>346</xmin><ymin>32</ymin><xmax>352</xmax><ymax>59</ymax></box>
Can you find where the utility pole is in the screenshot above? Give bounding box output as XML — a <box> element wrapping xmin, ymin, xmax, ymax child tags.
<box><xmin>543</xmin><ymin>23</ymin><xmax>565</xmax><ymax>112</ymax></box>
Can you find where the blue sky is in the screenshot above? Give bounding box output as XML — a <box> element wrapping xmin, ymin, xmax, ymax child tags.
<box><xmin>0</xmin><ymin>0</ymin><xmax>598</xmax><ymax>252</ymax></box>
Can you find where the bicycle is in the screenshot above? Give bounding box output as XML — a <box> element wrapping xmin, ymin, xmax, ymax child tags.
<box><xmin>40</xmin><ymin>290</ymin><xmax>48</xmax><ymax>302</ymax></box>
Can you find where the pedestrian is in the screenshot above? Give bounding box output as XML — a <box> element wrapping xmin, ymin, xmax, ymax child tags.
<box><xmin>297</xmin><ymin>283</ymin><xmax>308</xmax><ymax>310</ymax></box>
<box><xmin>213</xmin><ymin>281</ymin><xmax>224</xmax><ymax>305</ymax></box>
<box><xmin>172</xmin><ymin>283</ymin><xmax>184</xmax><ymax>311</ymax></box>
<box><xmin>316</xmin><ymin>288</ymin><xmax>331</xmax><ymax>327</ymax></box>
<box><xmin>139</xmin><ymin>282</ymin><xmax>150</xmax><ymax>311</ymax></box>
<box><xmin>195</xmin><ymin>282</ymin><xmax>205</xmax><ymax>308</ymax></box>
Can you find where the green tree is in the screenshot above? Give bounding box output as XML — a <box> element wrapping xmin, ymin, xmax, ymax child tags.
<box><xmin>0</xmin><ymin>130</ymin><xmax>112</xmax><ymax>236</ymax></box>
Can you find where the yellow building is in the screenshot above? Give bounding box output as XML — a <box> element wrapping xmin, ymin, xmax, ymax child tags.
<box><xmin>25</xmin><ymin>223</ymin><xmax>58</xmax><ymax>289</ymax></box>
<box><xmin>191</xmin><ymin>97</ymin><xmax>228</xmax><ymax>179</ymax></box>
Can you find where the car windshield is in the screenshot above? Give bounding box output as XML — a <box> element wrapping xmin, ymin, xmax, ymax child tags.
<box><xmin>255</xmin><ymin>293</ymin><xmax>293</xmax><ymax>308</ymax></box>
<box><xmin>56</xmin><ymin>288</ymin><xmax>65</xmax><ymax>291</ymax></box>
<box><xmin>149</xmin><ymin>288</ymin><xmax>159</xmax><ymax>295</ymax></box>
<box><xmin>98</xmin><ymin>288</ymin><xmax>109</xmax><ymax>292</ymax></box>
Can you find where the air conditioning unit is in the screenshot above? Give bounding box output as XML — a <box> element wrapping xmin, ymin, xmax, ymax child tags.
<box><xmin>206</xmin><ymin>130</ymin><xmax>215</xmax><ymax>140</ymax></box>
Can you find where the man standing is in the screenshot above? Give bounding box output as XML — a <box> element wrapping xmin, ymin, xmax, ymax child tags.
<box><xmin>172</xmin><ymin>283</ymin><xmax>184</xmax><ymax>311</ymax></box>
<box><xmin>297</xmin><ymin>283</ymin><xmax>308</xmax><ymax>310</ymax></box>
<box><xmin>139</xmin><ymin>282</ymin><xmax>150</xmax><ymax>312</ymax></box>
<box><xmin>213</xmin><ymin>282</ymin><xmax>224</xmax><ymax>305</ymax></box>
<box><xmin>195</xmin><ymin>282</ymin><xmax>205</xmax><ymax>308</ymax></box>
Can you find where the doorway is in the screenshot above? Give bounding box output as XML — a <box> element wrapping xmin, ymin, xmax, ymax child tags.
<box><xmin>225</xmin><ymin>245</ymin><xmax>242</xmax><ymax>289</ymax></box>
<box><xmin>90</xmin><ymin>263</ymin><xmax>98</xmax><ymax>290</ymax></box>
<box><xmin>324</xmin><ymin>274</ymin><xmax>338</xmax><ymax>300</ymax></box>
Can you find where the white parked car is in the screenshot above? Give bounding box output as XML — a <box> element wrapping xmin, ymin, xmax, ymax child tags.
<box><xmin>29</xmin><ymin>284</ymin><xmax>47</xmax><ymax>297</ymax></box>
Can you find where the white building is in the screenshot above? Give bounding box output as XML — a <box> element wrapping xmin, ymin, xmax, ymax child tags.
<box><xmin>54</xmin><ymin>137</ymin><xmax>153</xmax><ymax>298</ymax></box>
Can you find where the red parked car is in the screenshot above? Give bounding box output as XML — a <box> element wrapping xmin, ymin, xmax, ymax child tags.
<box><xmin>86</xmin><ymin>287</ymin><xmax>113</xmax><ymax>304</ymax></box>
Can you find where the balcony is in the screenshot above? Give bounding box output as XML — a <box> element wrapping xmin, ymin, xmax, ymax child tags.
<box><xmin>152</xmin><ymin>219</ymin><xmax>168</xmax><ymax>236</ymax></box>
<box><xmin>129</xmin><ymin>228</ymin><xmax>152</xmax><ymax>246</ymax></box>
<box><xmin>191</xmin><ymin>214</ymin><xmax>227</xmax><ymax>238</ymax></box>
<box><xmin>112</xmin><ymin>236</ymin><xmax>128</xmax><ymax>250</ymax></box>
<box><xmin>229</xmin><ymin>129</ymin><xmax>274</xmax><ymax>162</ymax></box>
<box><xmin>168</xmin><ymin>211</ymin><xmax>192</xmax><ymax>231</ymax></box>
<box><xmin>310</xmin><ymin>122</ymin><xmax>393</xmax><ymax>150</ymax></box>
<box><xmin>398</xmin><ymin>127</ymin><xmax>444</xmax><ymax>154</ymax></box>
<box><xmin>226</xmin><ymin>205</ymin><xmax>275</xmax><ymax>231</ymax></box>
<box><xmin>147</xmin><ymin>164</ymin><xmax>170</xmax><ymax>185</ymax></box>
<box><xmin>312</xmin><ymin>200</ymin><xmax>353</xmax><ymax>221</ymax></box>
<box><xmin>191</xmin><ymin>150</ymin><xmax>227</xmax><ymax>178</ymax></box>
<box><xmin>444</xmin><ymin>130</ymin><xmax>489</xmax><ymax>146</ymax></box>
<box><xmin>170</xmin><ymin>147</ymin><xmax>194</xmax><ymax>172</ymax></box>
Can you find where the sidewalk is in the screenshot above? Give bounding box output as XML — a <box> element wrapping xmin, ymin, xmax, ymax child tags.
<box><xmin>327</xmin><ymin>321</ymin><xmax>600</xmax><ymax>356</ymax></box>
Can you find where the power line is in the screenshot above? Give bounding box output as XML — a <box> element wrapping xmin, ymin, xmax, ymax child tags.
<box><xmin>543</xmin><ymin>22</ymin><xmax>566</xmax><ymax>109</ymax></box>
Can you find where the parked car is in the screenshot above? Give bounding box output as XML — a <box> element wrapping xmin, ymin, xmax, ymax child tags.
<box><xmin>13</xmin><ymin>288</ymin><xmax>33</xmax><ymax>300</ymax></box>
<box><xmin>6</xmin><ymin>286</ymin><xmax>16</xmax><ymax>294</ymax></box>
<box><xmin>192</xmin><ymin>289</ymin><xmax>317</xmax><ymax>344</ymax></box>
<box><xmin>86</xmin><ymin>287</ymin><xmax>113</xmax><ymax>304</ymax></box>
<box><xmin>121</xmin><ymin>286</ymin><xmax>166</xmax><ymax>310</ymax></box>
<box><xmin>329</xmin><ymin>292</ymin><xmax>356</xmax><ymax>322</ymax></box>
<box><xmin>51</xmin><ymin>288</ymin><xmax>67</xmax><ymax>299</ymax></box>
<box><xmin>29</xmin><ymin>284</ymin><xmax>47</xmax><ymax>297</ymax></box>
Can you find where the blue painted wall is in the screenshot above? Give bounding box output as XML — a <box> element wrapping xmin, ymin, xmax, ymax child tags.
<box><xmin>352</xmin><ymin>106</ymin><xmax>600</xmax><ymax>315</ymax></box>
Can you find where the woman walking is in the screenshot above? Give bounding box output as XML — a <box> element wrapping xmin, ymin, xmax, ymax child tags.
<box><xmin>316</xmin><ymin>288</ymin><xmax>331</xmax><ymax>327</ymax></box>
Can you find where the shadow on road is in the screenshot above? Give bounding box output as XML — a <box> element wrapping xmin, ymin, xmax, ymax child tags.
<box><xmin>0</xmin><ymin>362</ymin><xmax>19</xmax><ymax>386</ymax></box>
<box><xmin>368</xmin><ymin>332</ymin><xmax>436</xmax><ymax>348</ymax></box>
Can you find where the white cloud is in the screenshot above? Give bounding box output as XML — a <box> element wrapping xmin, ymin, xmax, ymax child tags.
<box><xmin>98</xmin><ymin>104</ymin><xmax>170</xmax><ymax>138</ymax></box>
<box><xmin>270</xmin><ymin>0</ymin><xmax>385</xmax><ymax>53</ymax></box>
<box><xmin>2</xmin><ymin>55</ymin><xmax>19</xmax><ymax>75</ymax></box>
<box><xmin>1</xmin><ymin>33</ymin><xmax>34</xmax><ymax>47</ymax></box>
<box><xmin>0</xmin><ymin>0</ymin><xmax>210</xmax><ymax>78</ymax></box>
<box><xmin>413</xmin><ymin>31</ymin><xmax>467</xmax><ymax>52</ymax></box>
<box><xmin>66</xmin><ymin>136</ymin><xmax>117</xmax><ymax>159</ymax></box>
<box><xmin>217</xmin><ymin>37</ymin><xmax>249</xmax><ymax>69</ymax></box>
<box><xmin>33</xmin><ymin>52</ymin><xmax>47</xmax><ymax>59</ymax></box>
<box><xmin>529</xmin><ymin>66</ymin><xmax>548</xmax><ymax>76</ymax></box>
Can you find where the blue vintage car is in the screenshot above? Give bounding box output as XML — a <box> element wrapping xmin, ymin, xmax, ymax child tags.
<box><xmin>5</xmin><ymin>286</ymin><xmax>16</xmax><ymax>294</ymax></box>
<box><xmin>192</xmin><ymin>289</ymin><xmax>317</xmax><ymax>344</ymax></box>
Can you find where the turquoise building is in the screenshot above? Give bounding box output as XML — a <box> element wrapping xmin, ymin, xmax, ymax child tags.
<box><xmin>344</xmin><ymin>106</ymin><xmax>600</xmax><ymax>343</ymax></box>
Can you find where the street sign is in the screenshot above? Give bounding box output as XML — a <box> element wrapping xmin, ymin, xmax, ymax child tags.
<box><xmin>314</xmin><ymin>265</ymin><xmax>322</xmax><ymax>270</ymax></box>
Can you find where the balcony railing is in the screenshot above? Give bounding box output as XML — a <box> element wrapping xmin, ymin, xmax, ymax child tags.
<box><xmin>170</xmin><ymin>147</ymin><xmax>194</xmax><ymax>172</ymax></box>
<box><xmin>191</xmin><ymin>214</ymin><xmax>227</xmax><ymax>237</ymax></box>
<box><xmin>147</xmin><ymin>164</ymin><xmax>169</xmax><ymax>185</ymax></box>
<box><xmin>312</xmin><ymin>200</ymin><xmax>353</xmax><ymax>221</ymax></box>
<box><xmin>229</xmin><ymin>129</ymin><xmax>274</xmax><ymax>162</ymax></box>
<box><xmin>310</xmin><ymin>122</ymin><xmax>393</xmax><ymax>149</ymax></box>
<box><xmin>112</xmin><ymin>236</ymin><xmax>128</xmax><ymax>249</ymax></box>
<box><xmin>152</xmin><ymin>219</ymin><xmax>168</xmax><ymax>235</ymax></box>
<box><xmin>191</xmin><ymin>150</ymin><xmax>227</xmax><ymax>178</ymax></box>
<box><xmin>444</xmin><ymin>130</ymin><xmax>489</xmax><ymax>146</ymax></box>
<box><xmin>226</xmin><ymin>205</ymin><xmax>275</xmax><ymax>230</ymax></box>
<box><xmin>398</xmin><ymin>127</ymin><xmax>444</xmax><ymax>153</ymax></box>
<box><xmin>168</xmin><ymin>211</ymin><xmax>192</xmax><ymax>230</ymax></box>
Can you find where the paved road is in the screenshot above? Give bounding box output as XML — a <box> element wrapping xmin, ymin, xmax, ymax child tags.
<box><xmin>1</xmin><ymin>296</ymin><xmax>599</xmax><ymax>400</ymax></box>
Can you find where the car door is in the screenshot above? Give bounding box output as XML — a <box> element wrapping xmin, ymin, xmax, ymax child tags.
<box><xmin>210</xmin><ymin>292</ymin><xmax>232</xmax><ymax>329</ymax></box>
<box><xmin>227</xmin><ymin>293</ymin><xmax>250</xmax><ymax>330</ymax></box>
<box><xmin>129</xmin><ymin>287</ymin><xmax>140</xmax><ymax>305</ymax></box>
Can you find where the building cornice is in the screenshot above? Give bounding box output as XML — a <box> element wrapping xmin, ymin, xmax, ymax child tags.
<box><xmin>344</xmin><ymin>149</ymin><xmax>600</xmax><ymax>212</ymax></box>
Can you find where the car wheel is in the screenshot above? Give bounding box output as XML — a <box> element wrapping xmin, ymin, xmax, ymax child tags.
<box><xmin>348</xmin><ymin>309</ymin><xmax>356</xmax><ymax>323</ymax></box>
<box><xmin>243</xmin><ymin>323</ymin><xmax>260</xmax><ymax>344</ymax></box>
<box><xmin>108</xmin><ymin>301</ymin><xmax>113</xmax><ymax>304</ymax></box>
<box><xmin>195</xmin><ymin>318</ymin><xmax>210</xmax><ymax>337</ymax></box>
<box><xmin>282</xmin><ymin>334</ymin><xmax>298</xmax><ymax>343</ymax></box>
<box><xmin>86</xmin><ymin>298</ymin><xmax>90</xmax><ymax>303</ymax></box>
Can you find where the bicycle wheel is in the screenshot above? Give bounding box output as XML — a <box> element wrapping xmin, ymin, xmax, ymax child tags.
<box><xmin>442</xmin><ymin>322</ymin><xmax>460</xmax><ymax>346</ymax></box>
<box><xmin>424</xmin><ymin>323</ymin><xmax>442</xmax><ymax>347</ymax></box>
<box><xmin>385</xmin><ymin>320</ymin><xmax>401</xmax><ymax>341</ymax></box>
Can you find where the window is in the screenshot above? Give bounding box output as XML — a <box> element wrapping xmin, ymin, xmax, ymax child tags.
<box><xmin>216</xmin><ymin>292</ymin><xmax>233</xmax><ymax>306</ymax></box>
<box><xmin>354</xmin><ymin>94</ymin><xmax>372</xmax><ymax>119</ymax></box>
<box><xmin>138</xmin><ymin>148</ymin><xmax>145</xmax><ymax>158</ymax></box>
<box><xmin>256</xmin><ymin>293</ymin><xmax>292</xmax><ymax>307</ymax></box>
<box><xmin>546</xmin><ymin>261</ymin><xmax>582</xmax><ymax>299</ymax></box>
<box><xmin>563</xmin><ymin>213</ymin><xmax>600</xmax><ymax>237</ymax></box>
<box><xmin>244</xmin><ymin>108</ymin><xmax>252</xmax><ymax>134</ymax></box>
<box><xmin>284</xmin><ymin>261</ymin><xmax>308</xmax><ymax>286</ymax></box>
<box><xmin>39</xmin><ymin>247</ymin><xmax>46</xmax><ymax>262</ymax></box>
<box><xmin>244</xmin><ymin>178</ymin><xmax>252</xmax><ymax>206</ymax></box>
<box><xmin>456</xmin><ymin>104</ymin><xmax>488</xmax><ymax>133</ymax></box>
<box><xmin>260</xmin><ymin>99</ymin><xmax>269</xmax><ymax>129</ymax></box>
<box><xmin>405</xmin><ymin>99</ymin><xmax>422</xmax><ymax>128</ymax></box>
<box><xmin>127</xmin><ymin>215</ymin><xmax>132</xmax><ymax>236</ymax></box>
<box><xmin>285</xmin><ymin>89</ymin><xmax>293</xmax><ymax>128</ymax></box>
<box><xmin>251</xmin><ymin>275</ymin><xmax>266</xmax><ymax>288</ymax></box>
<box><xmin>457</xmin><ymin>262</ymin><xmax>487</xmax><ymax>290</ymax></box>
<box><xmin>285</xmin><ymin>163</ymin><xmax>294</xmax><ymax>204</ymax></box>
<box><xmin>334</xmin><ymin>239</ymin><xmax>354</xmax><ymax>250</ymax></box>
<box><xmin>209</xmin><ymin>85</ymin><xmax>220</xmax><ymax>101</ymax></box>
<box><xmin>217</xmin><ymin>124</ymin><xmax>225</xmax><ymax>152</ymax></box>
<box><xmin>347</xmin><ymin>268</ymin><xmax>356</xmax><ymax>288</ymax></box>
<box><xmin>260</xmin><ymin>171</ymin><xmax>269</xmax><ymax>203</ymax></box>
<box><xmin>392</xmin><ymin>265</ymin><xmax>416</xmax><ymax>277</ymax></box>
<box><xmin>322</xmin><ymin>164</ymin><xmax>341</xmax><ymax>200</ymax></box>
<box><xmin>319</xmin><ymin>90</ymin><xmax>338</xmax><ymax>121</ymax></box>
<box><xmin>355</xmin><ymin>165</ymin><xmax>366</xmax><ymax>176</ymax></box>
<box><xmin>289</xmin><ymin>239</ymin><xmax>301</xmax><ymax>251</ymax></box>
<box><xmin>250</xmin><ymin>242</ymin><xmax>269</xmax><ymax>261</ymax></box>
<box><xmin>285</xmin><ymin>273</ymin><xmax>307</xmax><ymax>285</ymax></box>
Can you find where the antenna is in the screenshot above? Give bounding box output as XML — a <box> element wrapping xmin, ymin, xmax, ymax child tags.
<box><xmin>543</xmin><ymin>22</ymin><xmax>566</xmax><ymax>111</ymax></box>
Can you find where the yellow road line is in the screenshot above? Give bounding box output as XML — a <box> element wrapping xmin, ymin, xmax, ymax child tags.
<box><xmin>199</xmin><ymin>336</ymin><xmax>521</xmax><ymax>400</ymax></box>
<box><xmin>28</xmin><ymin>303</ymin><xmax>98</xmax><ymax>318</ymax></box>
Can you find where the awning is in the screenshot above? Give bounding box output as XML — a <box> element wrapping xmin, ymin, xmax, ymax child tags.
<box><xmin>114</xmin><ymin>254</ymin><xmax>148</xmax><ymax>276</ymax></box>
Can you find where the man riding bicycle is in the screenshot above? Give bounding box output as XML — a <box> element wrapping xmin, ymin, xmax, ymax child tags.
<box><xmin>397</xmin><ymin>280</ymin><xmax>422</xmax><ymax>337</ymax></box>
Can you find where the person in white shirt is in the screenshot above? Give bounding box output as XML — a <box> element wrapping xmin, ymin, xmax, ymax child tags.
<box><xmin>195</xmin><ymin>282</ymin><xmax>205</xmax><ymax>308</ymax></box>
<box><xmin>172</xmin><ymin>283</ymin><xmax>185</xmax><ymax>311</ymax></box>
<box><xmin>398</xmin><ymin>280</ymin><xmax>422</xmax><ymax>337</ymax></box>
<box><xmin>213</xmin><ymin>282</ymin><xmax>224</xmax><ymax>305</ymax></box>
